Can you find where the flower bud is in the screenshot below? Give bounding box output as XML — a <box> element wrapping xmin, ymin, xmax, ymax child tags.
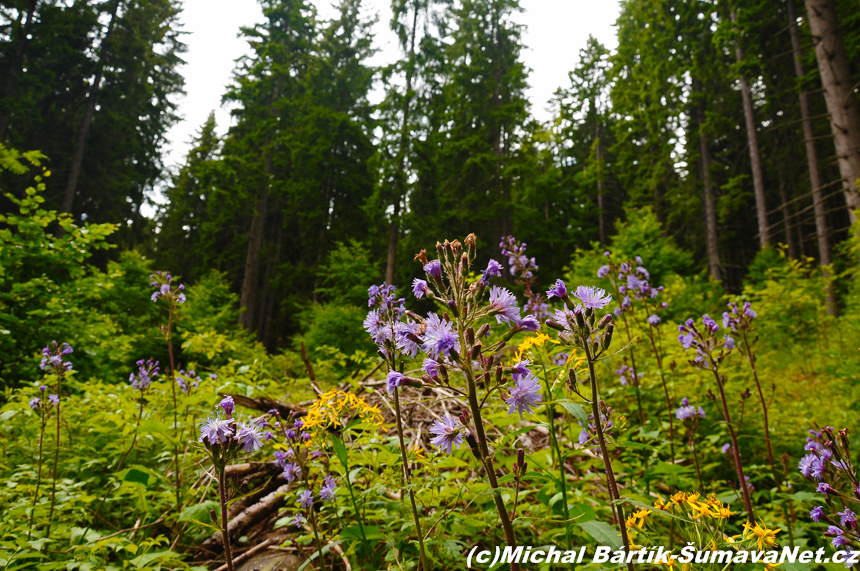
<box><xmin>840</xmin><ymin>428</ymin><xmax>851</xmax><ymax>456</ymax></box>
<box><xmin>465</xmin><ymin>327</ymin><xmax>475</xmax><ymax>345</ymax></box>
<box><xmin>459</xmin><ymin>409</ymin><xmax>470</xmax><ymax>425</ymax></box>
<box><xmin>452</xmin><ymin>239</ymin><xmax>462</xmax><ymax>257</ymax></box>
<box><xmin>210</xmin><ymin>509</ymin><xmax>219</xmax><ymax>524</ymax></box>
<box><xmin>602</xmin><ymin>323</ymin><xmax>614</xmax><ymax>349</ymax></box>
<box><xmin>446</xmin><ymin>299</ymin><xmax>459</xmax><ymax>317</ymax></box>
<box><xmin>567</xmin><ymin>368</ymin><xmax>577</xmax><ymax>391</ymax></box>
<box><xmin>422</xmin><ymin>374</ymin><xmax>434</xmax><ymax>385</ymax></box>
<box><xmin>597</xmin><ymin>314</ymin><xmax>613</xmax><ymax>329</ymax></box>
<box><xmin>470</xmin><ymin>342</ymin><xmax>482</xmax><ymax>360</ymax></box>
<box><xmin>477</xmin><ymin>322</ymin><xmax>490</xmax><ymax>338</ymax></box>
<box><xmin>414</xmin><ymin>249</ymin><xmax>428</xmax><ymax>265</ymax></box>
<box><xmin>495</xmin><ymin>365</ymin><xmax>503</xmax><ymax>385</ymax></box>
<box><xmin>546</xmin><ymin>319</ymin><xmax>565</xmax><ymax>331</ymax></box>
<box><xmin>436</xmin><ymin>241</ymin><xmax>445</xmax><ymax>259</ymax></box>
<box><xmin>465</xmin><ymin>233</ymin><xmax>476</xmax><ymax>257</ymax></box>
<box><xmin>444</xmin><ymin>240</ymin><xmax>453</xmax><ymax>258</ymax></box>
<box><xmin>517</xmin><ymin>447</ymin><xmax>525</xmax><ymax>466</ymax></box>
<box><xmin>574</xmin><ymin>308</ymin><xmax>586</xmax><ymax>330</ymax></box>
<box><xmin>460</xmin><ymin>253</ymin><xmax>469</xmax><ymax>274</ymax></box>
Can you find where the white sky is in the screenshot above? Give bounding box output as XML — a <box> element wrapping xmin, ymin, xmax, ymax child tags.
<box><xmin>160</xmin><ymin>0</ymin><xmax>620</xmax><ymax>180</ymax></box>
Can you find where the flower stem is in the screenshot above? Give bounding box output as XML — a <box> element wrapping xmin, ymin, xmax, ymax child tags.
<box><xmin>646</xmin><ymin>326</ymin><xmax>675</xmax><ymax>462</ymax></box>
<box><xmin>583</xmin><ymin>342</ymin><xmax>634</xmax><ymax>571</ymax></box>
<box><xmin>28</xmin><ymin>414</ymin><xmax>46</xmax><ymax>539</ymax></box>
<box><xmin>46</xmin><ymin>371</ymin><xmax>63</xmax><ymax>538</ymax></box>
<box><xmin>218</xmin><ymin>469</ymin><xmax>235</xmax><ymax>571</ymax></box>
<box><xmin>709</xmin><ymin>364</ymin><xmax>755</xmax><ymax>523</ymax></box>
<box><xmin>538</xmin><ymin>357</ymin><xmax>572</xmax><ymax>551</ymax></box>
<box><xmin>392</xmin><ymin>385</ymin><xmax>429</xmax><ymax>571</ymax></box>
<box><xmin>465</xmin><ymin>370</ymin><xmax>520</xmax><ymax>571</ymax></box>
<box><xmin>166</xmin><ymin>307</ymin><xmax>181</xmax><ymax>513</ymax></box>
<box><xmin>117</xmin><ymin>396</ymin><xmax>146</xmax><ymax>472</ymax></box>
<box><xmin>688</xmin><ymin>428</ymin><xmax>704</xmax><ymax>492</ymax></box>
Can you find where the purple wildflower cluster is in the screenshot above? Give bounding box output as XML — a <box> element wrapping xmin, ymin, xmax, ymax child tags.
<box><xmin>545</xmin><ymin>279</ymin><xmax>615</xmax><ymax>354</ymax></box>
<box><xmin>39</xmin><ymin>342</ymin><xmax>73</xmax><ymax>374</ymax></box>
<box><xmin>675</xmin><ymin>397</ymin><xmax>705</xmax><ymax>421</ymax></box>
<box><xmin>149</xmin><ymin>271</ymin><xmax>186</xmax><ymax>304</ymax></box>
<box><xmin>198</xmin><ymin>396</ymin><xmax>265</xmax><ymax>469</ymax></box>
<box><xmin>504</xmin><ymin>360</ymin><xmax>543</xmax><ymax>419</ymax></box>
<box><xmin>29</xmin><ymin>385</ymin><xmax>57</xmax><ymax>412</ymax></box>
<box><xmin>175</xmin><ymin>369</ymin><xmax>201</xmax><ymax>394</ymax></box>
<box><xmin>800</xmin><ymin>427</ymin><xmax>860</xmax><ymax>563</ymax></box>
<box><xmin>597</xmin><ymin>253</ymin><xmax>666</xmax><ymax>321</ymax></box>
<box><xmin>576</xmin><ymin>404</ymin><xmax>615</xmax><ymax>448</ymax></box>
<box><xmin>129</xmin><ymin>358</ymin><xmax>159</xmax><ymax>391</ymax></box>
<box><xmin>723</xmin><ymin>301</ymin><xmax>757</xmax><ymax>335</ymax></box>
<box><xmin>500</xmin><ymin>235</ymin><xmax>550</xmax><ymax>320</ymax></box>
<box><xmin>676</xmin><ymin>314</ymin><xmax>735</xmax><ymax>369</ymax></box>
<box><xmin>614</xmin><ymin>363</ymin><xmax>642</xmax><ymax>387</ymax></box>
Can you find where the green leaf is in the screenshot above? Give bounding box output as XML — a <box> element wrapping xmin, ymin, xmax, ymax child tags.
<box><xmin>577</xmin><ymin>520</ymin><xmax>622</xmax><ymax>551</ymax></box>
<box><xmin>179</xmin><ymin>501</ymin><xmax>220</xmax><ymax>525</ymax></box>
<box><xmin>123</xmin><ymin>468</ymin><xmax>150</xmax><ymax>487</ymax></box>
<box><xmin>558</xmin><ymin>400</ymin><xmax>589</xmax><ymax>426</ymax></box>
<box><xmin>331</xmin><ymin>434</ymin><xmax>349</xmax><ymax>469</ymax></box>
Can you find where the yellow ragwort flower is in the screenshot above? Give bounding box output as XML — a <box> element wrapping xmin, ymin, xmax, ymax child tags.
<box><xmin>654</xmin><ymin>494</ymin><xmax>671</xmax><ymax>511</ymax></box>
<box><xmin>670</xmin><ymin>491</ymin><xmax>688</xmax><ymax>504</ymax></box>
<box><xmin>744</xmin><ymin>521</ymin><xmax>780</xmax><ymax>551</ymax></box>
<box><xmin>689</xmin><ymin>502</ymin><xmax>715</xmax><ymax>520</ymax></box>
<box><xmin>302</xmin><ymin>389</ymin><xmax>385</xmax><ymax>434</ymax></box>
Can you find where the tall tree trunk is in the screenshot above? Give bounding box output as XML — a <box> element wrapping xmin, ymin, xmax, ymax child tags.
<box><xmin>731</xmin><ymin>10</ymin><xmax>770</xmax><ymax>247</ymax></box>
<box><xmin>239</xmin><ymin>154</ymin><xmax>271</xmax><ymax>331</ymax></box>
<box><xmin>62</xmin><ymin>0</ymin><xmax>121</xmax><ymax>215</ymax></box>
<box><xmin>696</xmin><ymin>92</ymin><xmax>722</xmax><ymax>282</ymax></box>
<box><xmin>596</xmin><ymin>123</ymin><xmax>606</xmax><ymax>246</ymax></box>
<box><xmin>789</xmin><ymin>0</ymin><xmax>836</xmax><ymax>314</ymax></box>
<box><xmin>0</xmin><ymin>0</ymin><xmax>38</xmax><ymax>141</ymax></box>
<box><xmin>804</xmin><ymin>0</ymin><xmax>860</xmax><ymax>221</ymax></box>
<box><xmin>777</xmin><ymin>170</ymin><xmax>799</xmax><ymax>259</ymax></box>
<box><xmin>385</xmin><ymin>0</ymin><xmax>421</xmax><ymax>285</ymax></box>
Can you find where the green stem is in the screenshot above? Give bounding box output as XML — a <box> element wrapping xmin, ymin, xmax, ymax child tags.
<box><xmin>538</xmin><ymin>356</ymin><xmax>572</xmax><ymax>551</ymax></box>
<box><xmin>392</xmin><ymin>385</ymin><xmax>428</xmax><ymax>571</ymax></box>
<box><xmin>46</xmin><ymin>370</ymin><xmax>63</xmax><ymax>538</ymax></box>
<box><xmin>218</xmin><ymin>469</ymin><xmax>235</xmax><ymax>571</ymax></box>
<box><xmin>28</xmin><ymin>415</ymin><xmax>46</xmax><ymax>539</ymax></box>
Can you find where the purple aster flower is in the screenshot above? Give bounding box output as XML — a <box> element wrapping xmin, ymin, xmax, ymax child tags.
<box><xmin>299</xmin><ymin>489</ymin><xmax>314</xmax><ymax>510</ymax></box>
<box><xmin>488</xmin><ymin>286</ymin><xmax>521</xmax><ymax>324</ymax></box>
<box><xmin>198</xmin><ymin>412</ymin><xmax>234</xmax><ymax>446</ymax></box>
<box><xmin>675</xmin><ymin>405</ymin><xmax>697</xmax><ymax>420</ymax></box>
<box><xmin>833</xmin><ymin>534</ymin><xmax>849</xmax><ymax>549</ymax></box>
<box><xmin>421</xmin><ymin>313</ymin><xmax>460</xmax><ymax>359</ymax></box>
<box><xmin>236</xmin><ymin>422</ymin><xmax>265</xmax><ymax>452</ymax></box>
<box><xmin>619</xmin><ymin>263</ymin><xmax>629</xmax><ymax>274</ymax></box>
<box><xmin>546</xmin><ymin>279</ymin><xmax>568</xmax><ymax>299</ymax></box>
<box><xmin>363</xmin><ymin>309</ymin><xmax>390</xmax><ymax>347</ymax></box>
<box><xmin>311</xmin><ymin>450</ymin><xmax>321</xmax><ymax>460</ymax></box>
<box><xmin>219</xmin><ymin>396</ymin><xmax>235</xmax><ymax>416</ymax></box>
<box><xmin>209</xmin><ymin>373</ymin><xmax>218</xmax><ymax>380</ymax></box>
<box><xmin>264</xmin><ymin>431</ymin><xmax>274</xmax><ymax>441</ymax></box>
<box><xmin>429</xmin><ymin>414</ymin><xmax>464</xmax><ymax>454</ymax></box>
<box><xmin>29</xmin><ymin>397</ymin><xmax>41</xmax><ymax>410</ymax></box>
<box><xmin>702</xmin><ymin>314</ymin><xmax>719</xmax><ymax>333</ymax></box>
<box><xmin>626</xmin><ymin>274</ymin><xmax>641</xmax><ymax>291</ymax></box>
<box><xmin>515</xmin><ymin>314</ymin><xmax>540</xmax><ymax>332</ymax></box>
<box><xmin>48</xmin><ymin>394</ymin><xmax>59</xmax><ymax>406</ymax></box>
<box><xmin>412</xmin><ymin>278</ymin><xmax>430</xmax><ymax>299</ymax></box>
<box><xmin>294</xmin><ymin>419</ymin><xmax>304</xmax><ymax>429</ymax></box>
<box><xmin>647</xmin><ymin>314</ymin><xmax>660</xmax><ymax>325</ymax></box>
<box><xmin>578</xmin><ymin>429</ymin><xmax>589</xmax><ymax>445</ymax></box>
<box><xmin>681</xmin><ymin>397</ymin><xmax>689</xmax><ymax>406</ymax></box>
<box><xmin>697</xmin><ymin>407</ymin><xmax>705</xmax><ymax>418</ymax></box>
<box><xmin>481</xmin><ymin>259</ymin><xmax>504</xmax><ymax>284</ymax></box>
<box><xmin>678</xmin><ymin>332</ymin><xmax>694</xmax><ymax>349</ymax></box>
<box><xmin>422</xmin><ymin>358</ymin><xmax>442</xmax><ymax>380</ymax></box>
<box><xmin>511</xmin><ymin>359</ymin><xmax>531</xmax><ymax>381</ymax></box>
<box><xmin>721</xmin><ymin>443</ymin><xmax>732</xmax><ymax>454</ymax></box>
<box><xmin>505</xmin><ymin>371</ymin><xmax>543</xmax><ymax>419</ymax></box>
<box><xmin>810</xmin><ymin>506</ymin><xmax>825</xmax><ymax>522</ymax></box>
<box><xmin>283</xmin><ymin>462</ymin><xmax>301</xmax><ymax>483</ymax></box>
<box><xmin>573</xmin><ymin>285</ymin><xmax>613</xmax><ymax>309</ymax></box>
<box><xmin>839</xmin><ymin>509</ymin><xmax>857</xmax><ymax>527</ymax></box>
<box><xmin>724</xmin><ymin>336</ymin><xmax>736</xmax><ymax>351</ymax></box>
<box><xmin>743</xmin><ymin>302</ymin><xmax>757</xmax><ymax>318</ymax></box>
<box><xmin>39</xmin><ymin>385</ymin><xmax>46</xmax><ymax>393</ymax></box>
<box><xmin>818</xmin><ymin>482</ymin><xmax>838</xmax><ymax>495</ymax></box>
<box><xmin>301</xmin><ymin>432</ymin><xmax>311</xmax><ymax>442</ymax></box>
<box><xmin>387</xmin><ymin>371</ymin><xmax>405</xmax><ymax>394</ymax></box>
<box><xmin>394</xmin><ymin>320</ymin><xmax>422</xmax><ymax>358</ymax></box>
<box><xmin>800</xmin><ymin>454</ymin><xmax>824</xmax><ymax>479</ymax></box>
<box><xmin>320</xmin><ymin>475</ymin><xmax>337</xmax><ymax>502</ymax></box>
<box><xmin>285</xmin><ymin>428</ymin><xmax>297</xmax><ymax>439</ymax></box>
<box><xmin>424</xmin><ymin>260</ymin><xmax>442</xmax><ymax>281</ymax></box>
<box><xmin>294</xmin><ymin>512</ymin><xmax>305</xmax><ymax>528</ymax></box>
<box><xmin>636</xmin><ymin>266</ymin><xmax>650</xmax><ymax>280</ymax></box>
<box><xmin>597</xmin><ymin>265</ymin><xmax>610</xmax><ymax>278</ymax></box>
<box><xmin>274</xmin><ymin>450</ymin><xmax>288</xmax><ymax>469</ymax></box>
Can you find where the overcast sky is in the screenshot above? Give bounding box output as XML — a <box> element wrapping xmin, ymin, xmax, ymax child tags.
<box><xmin>161</xmin><ymin>0</ymin><xmax>621</xmax><ymax>173</ymax></box>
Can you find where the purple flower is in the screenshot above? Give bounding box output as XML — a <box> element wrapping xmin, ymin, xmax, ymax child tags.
<box><xmin>294</xmin><ymin>512</ymin><xmax>305</xmax><ymax>528</ymax></box>
<box><xmin>702</xmin><ymin>314</ymin><xmax>719</xmax><ymax>333</ymax></box>
<box><xmin>48</xmin><ymin>394</ymin><xmax>59</xmax><ymax>406</ymax></box>
<box><xmin>429</xmin><ymin>414</ymin><xmax>463</xmax><ymax>454</ymax></box>
<box><xmin>647</xmin><ymin>314</ymin><xmax>660</xmax><ymax>325</ymax></box>
<box><xmin>818</xmin><ymin>482</ymin><xmax>838</xmax><ymax>495</ymax></box>
<box><xmin>412</xmin><ymin>278</ymin><xmax>430</xmax><ymax>299</ymax></box>
<box><xmin>283</xmin><ymin>462</ymin><xmax>301</xmax><ymax>483</ymax></box>
<box><xmin>678</xmin><ymin>332</ymin><xmax>694</xmax><ymax>349</ymax></box>
<box><xmin>129</xmin><ymin>358</ymin><xmax>159</xmax><ymax>391</ymax></box>
<box><xmin>697</xmin><ymin>406</ymin><xmax>705</xmax><ymax>418</ymax></box>
<box><xmin>481</xmin><ymin>259</ymin><xmax>504</xmax><ymax>284</ymax></box>
<box><xmin>424</xmin><ymin>260</ymin><xmax>442</xmax><ymax>281</ymax></box>
<box><xmin>198</xmin><ymin>412</ymin><xmax>234</xmax><ymax>446</ymax></box>
<box><xmin>743</xmin><ymin>302</ymin><xmax>757</xmax><ymax>318</ymax></box>
<box><xmin>421</xmin><ymin>313</ymin><xmax>460</xmax><ymax>360</ymax></box>
<box><xmin>236</xmin><ymin>422</ymin><xmax>264</xmax><ymax>452</ymax></box>
<box><xmin>546</xmin><ymin>279</ymin><xmax>568</xmax><ymax>299</ymax></box>
<box><xmin>511</xmin><ymin>360</ymin><xmax>531</xmax><ymax>381</ymax></box>
<box><xmin>573</xmin><ymin>285</ymin><xmax>612</xmax><ymax>309</ymax></box>
<box><xmin>505</xmin><ymin>371</ymin><xmax>543</xmax><ymax>419</ymax></box>
<box><xmin>422</xmin><ymin>358</ymin><xmax>442</xmax><ymax>380</ymax></box>
<box><xmin>832</xmin><ymin>534</ymin><xmax>848</xmax><ymax>549</ymax></box>
<box><xmin>515</xmin><ymin>314</ymin><xmax>540</xmax><ymax>332</ymax></box>
<box><xmin>274</xmin><ymin>450</ymin><xmax>289</xmax><ymax>469</ymax></box>
<box><xmin>597</xmin><ymin>265</ymin><xmax>610</xmax><ymax>278</ymax></box>
<box><xmin>294</xmin><ymin>419</ymin><xmax>304</xmax><ymax>429</ymax></box>
<box><xmin>800</xmin><ymin>454</ymin><xmax>825</xmax><ymax>480</ymax></box>
<box><xmin>810</xmin><ymin>506</ymin><xmax>825</xmax><ymax>522</ymax></box>
<box><xmin>299</xmin><ymin>490</ymin><xmax>314</xmax><ymax>510</ymax></box>
<box><xmin>39</xmin><ymin>385</ymin><xmax>46</xmax><ymax>393</ymax></box>
<box><xmin>676</xmin><ymin>405</ymin><xmax>697</xmax><ymax>420</ymax></box>
<box><xmin>363</xmin><ymin>309</ymin><xmax>389</xmax><ymax>346</ymax></box>
<box><xmin>488</xmin><ymin>286</ymin><xmax>521</xmax><ymax>324</ymax></box>
<box><xmin>320</xmin><ymin>474</ymin><xmax>337</xmax><ymax>502</ymax></box>
<box><xmin>219</xmin><ymin>396</ymin><xmax>235</xmax><ymax>416</ymax></box>
<box><xmin>724</xmin><ymin>336</ymin><xmax>736</xmax><ymax>351</ymax></box>
<box><xmin>29</xmin><ymin>397</ymin><xmax>40</xmax><ymax>410</ymax></box>
<box><xmin>394</xmin><ymin>321</ymin><xmax>422</xmax><ymax>358</ymax></box>
<box><xmin>839</xmin><ymin>509</ymin><xmax>857</xmax><ymax>527</ymax></box>
<box><xmin>721</xmin><ymin>443</ymin><xmax>732</xmax><ymax>454</ymax></box>
<box><xmin>301</xmin><ymin>432</ymin><xmax>311</xmax><ymax>442</ymax></box>
<box><xmin>285</xmin><ymin>429</ymin><xmax>297</xmax><ymax>440</ymax></box>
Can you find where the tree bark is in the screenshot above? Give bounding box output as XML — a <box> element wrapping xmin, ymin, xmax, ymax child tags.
<box><xmin>804</xmin><ymin>0</ymin><xmax>860</xmax><ymax>221</ymax></box>
<box><xmin>385</xmin><ymin>0</ymin><xmax>421</xmax><ymax>285</ymax></box>
<box><xmin>238</xmin><ymin>161</ymin><xmax>270</xmax><ymax>332</ymax></box>
<box><xmin>61</xmin><ymin>0</ymin><xmax>121</xmax><ymax>215</ymax></box>
<box><xmin>731</xmin><ymin>10</ymin><xmax>770</xmax><ymax>247</ymax></box>
<box><xmin>696</xmin><ymin>92</ymin><xmax>722</xmax><ymax>282</ymax></box>
<box><xmin>0</xmin><ymin>0</ymin><xmax>39</xmax><ymax>141</ymax></box>
<box><xmin>789</xmin><ymin>0</ymin><xmax>837</xmax><ymax>314</ymax></box>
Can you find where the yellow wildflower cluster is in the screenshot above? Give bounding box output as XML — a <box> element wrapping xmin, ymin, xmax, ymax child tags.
<box><xmin>653</xmin><ymin>492</ymin><xmax>736</xmax><ymax>521</ymax></box>
<box><xmin>741</xmin><ymin>520</ymin><xmax>781</xmax><ymax>551</ymax></box>
<box><xmin>513</xmin><ymin>332</ymin><xmax>586</xmax><ymax>371</ymax></box>
<box><xmin>302</xmin><ymin>389</ymin><xmax>385</xmax><ymax>436</ymax></box>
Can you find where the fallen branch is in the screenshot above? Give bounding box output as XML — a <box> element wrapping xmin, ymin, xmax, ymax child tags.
<box><xmin>225</xmin><ymin>462</ymin><xmax>278</xmax><ymax>478</ymax></box>
<box><xmin>220</xmin><ymin>394</ymin><xmax>305</xmax><ymax>419</ymax></box>
<box><xmin>213</xmin><ymin>538</ymin><xmax>273</xmax><ymax>571</ymax></box>
<box><xmin>202</xmin><ymin>484</ymin><xmax>290</xmax><ymax>549</ymax></box>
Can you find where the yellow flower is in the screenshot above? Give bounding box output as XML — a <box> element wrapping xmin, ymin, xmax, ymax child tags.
<box><xmin>744</xmin><ymin>521</ymin><xmax>780</xmax><ymax>551</ymax></box>
<box><xmin>689</xmin><ymin>502</ymin><xmax>715</xmax><ymax>520</ymax></box>
<box><xmin>303</xmin><ymin>389</ymin><xmax>385</xmax><ymax>435</ymax></box>
<box><xmin>716</xmin><ymin>504</ymin><xmax>736</xmax><ymax>519</ymax></box>
<box><xmin>763</xmin><ymin>563</ymin><xmax>782</xmax><ymax>570</ymax></box>
<box><xmin>670</xmin><ymin>491</ymin><xmax>688</xmax><ymax>504</ymax></box>
<box><xmin>705</xmin><ymin>495</ymin><xmax>721</xmax><ymax>506</ymax></box>
<box><xmin>626</xmin><ymin>515</ymin><xmax>639</xmax><ymax>529</ymax></box>
<box><xmin>654</xmin><ymin>494</ymin><xmax>671</xmax><ymax>510</ymax></box>
<box><xmin>685</xmin><ymin>492</ymin><xmax>701</xmax><ymax>506</ymax></box>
